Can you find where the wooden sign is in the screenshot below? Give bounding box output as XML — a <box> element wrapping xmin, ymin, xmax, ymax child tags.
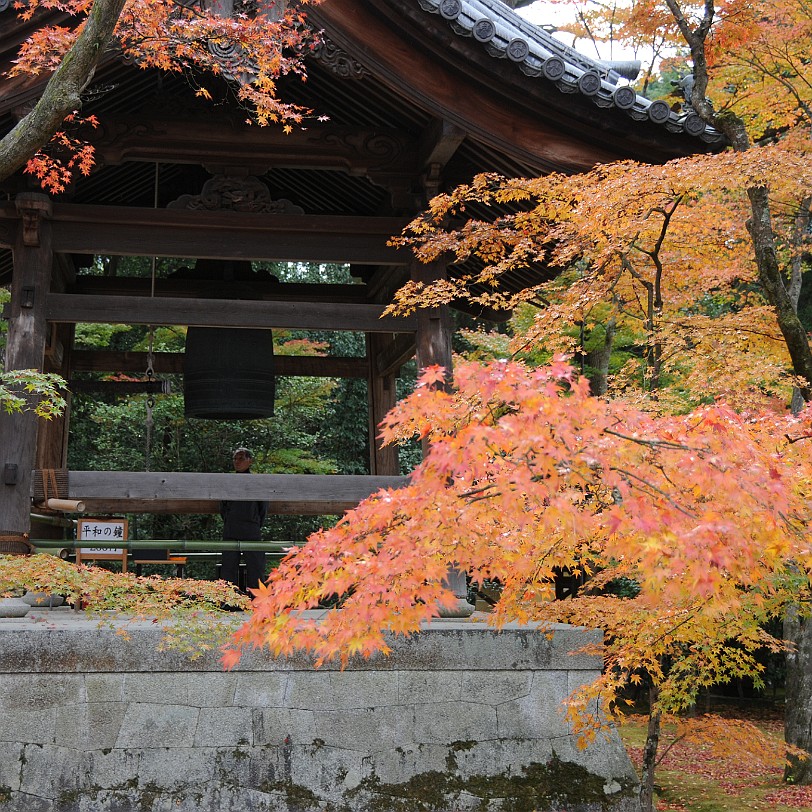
<box><xmin>75</xmin><ymin>518</ymin><xmax>128</xmax><ymax>572</ymax></box>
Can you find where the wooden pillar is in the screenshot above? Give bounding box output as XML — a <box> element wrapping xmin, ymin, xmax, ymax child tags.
<box><xmin>412</xmin><ymin>258</ymin><xmax>452</xmax><ymax>378</ymax></box>
<box><xmin>410</xmin><ymin>257</ymin><xmax>472</xmax><ymax>615</ymax></box>
<box><xmin>412</xmin><ymin>257</ymin><xmax>453</xmax><ymax>455</ymax></box>
<box><xmin>366</xmin><ymin>334</ymin><xmax>399</xmax><ymax>475</ymax></box>
<box><xmin>37</xmin><ymin>322</ymin><xmax>73</xmax><ymax>471</ymax></box>
<box><xmin>0</xmin><ymin>194</ymin><xmax>54</xmax><ymax>537</ymax></box>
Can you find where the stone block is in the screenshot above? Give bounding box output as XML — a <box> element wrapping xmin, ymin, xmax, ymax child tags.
<box><xmin>0</xmin><ymin>707</ymin><xmax>56</xmax><ymax>744</ymax></box>
<box><xmin>323</xmin><ymin>670</ymin><xmax>400</xmax><ymax>709</ymax></box>
<box><xmin>194</xmin><ymin>706</ymin><xmax>252</xmax><ymax>747</ymax></box>
<box><xmin>544</xmin><ymin>624</ymin><xmax>604</xmax><ymax>670</ymax></box>
<box><xmin>372</xmin><ymin>742</ymin><xmax>449</xmax><ymax>784</ymax></box>
<box><xmin>398</xmin><ymin>670</ymin><xmax>462</xmax><ymax>704</ymax></box>
<box><xmin>137</xmin><ymin>746</ymin><xmax>216</xmax><ymax>788</ymax></box>
<box><xmin>18</xmin><ymin>743</ymin><xmax>80</xmax><ymax>800</ymax></box>
<box><xmin>283</xmin><ymin>671</ymin><xmax>332</xmax><ymax>709</ymax></box>
<box><xmin>182</xmin><ymin>673</ymin><xmax>237</xmax><ymax>707</ymax></box>
<box><xmin>382</xmin><ymin>625</ymin><xmax>555</xmax><ymax>671</ymax></box>
<box><xmin>0</xmin><ymin>741</ymin><xmax>24</xmax><ymax>791</ymax></box>
<box><xmin>233</xmin><ymin>672</ymin><xmax>288</xmax><ymax>707</ymax></box>
<box><xmin>123</xmin><ymin>672</ymin><xmax>197</xmax><ymax>705</ymax></box>
<box><xmin>551</xmin><ymin>728</ymin><xmax>639</xmax><ymax>783</ymax></box>
<box><xmin>0</xmin><ymin>674</ymin><xmax>82</xmax><ymax>711</ymax></box>
<box><xmin>55</xmin><ymin>702</ymin><xmax>127</xmax><ymax>750</ymax></box>
<box><xmin>83</xmin><ymin>673</ymin><xmax>124</xmax><ymax>703</ymax></box>
<box><xmin>0</xmin><ymin>792</ymin><xmax>53</xmax><ymax>812</ymax></box>
<box><xmin>212</xmin><ymin>744</ymin><xmax>281</xmax><ymax>792</ymax></box>
<box><xmin>115</xmin><ymin>703</ymin><xmax>199</xmax><ymax>748</ymax></box>
<box><xmin>496</xmin><ymin>671</ymin><xmax>569</xmax><ymax>740</ymax></box>
<box><xmin>413</xmin><ymin>701</ymin><xmax>497</xmax><ymax>744</ymax></box>
<box><xmin>286</xmin><ymin>743</ymin><xmax>370</xmax><ymax>799</ymax></box>
<box><xmin>79</xmin><ymin>748</ymin><xmax>141</xmax><ymax>790</ymax></box>
<box><xmin>314</xmin><ymin>705</ymin><xmax>415</xmax><ymax>750</ymax></box>
<box><xmin>445</xmin><ymin>737</ymin><xmax>553</xmax><ymax>779</ymax></box>
<box><xmin>461</xmin><ymin>670</ymin><xmax>532</xmax><ymax>704</ymax></box>
<box><xmin>252</xmin><ymin>707</ymin><xmax>316</xmax><ymax>746</ymax></box>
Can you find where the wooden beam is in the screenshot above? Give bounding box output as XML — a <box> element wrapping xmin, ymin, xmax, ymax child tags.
<box><xmin>64</xmin><ymin>500</ymin><xmax>355</xmax><ymax>515</ymax></box>
<box><xmin>70</xmin><ymin>351</ymin><xmax>369</xmax><ymax>378</ymax></box>
<box><xmin>365</xmin><ymin>266</ymin><xmax>410</xmax><ymax>304</ymax></box>
<box><xmin>412</xmin><ymin>259</ymin><xmax>453</xmax><ymax>381</ymax></box>
<box><xmin>31</xmin><ymin>471</ymin><xmax>406</xmax><ymax>515</ymax></box>
<box><xmin>45</xmin><ymin>293</ymin><xmax>417</xmax><ymax>333</ymax></box>
<box><xmin>71</xmin><ymin>276</ymin><xmax>372</xmax><ymax>303</ymax></box>
<box><xmin>0</xmin><ymin>203</ymin><xmax>410</xmax><ymax>265</ymax></box>
<box><xmin>93</xmin><ymin>118</ymin><xmax>418</xmax><ymax>178</ymax></box>
<box><xmin>419</xmin><ymin>119</ymin><xmax>466</xmax><ymax>172</ymax></box>
<box><xmin>367</xmin><ymin>334</ymin><xmax>399</xmax><ymax>476</ymax></box>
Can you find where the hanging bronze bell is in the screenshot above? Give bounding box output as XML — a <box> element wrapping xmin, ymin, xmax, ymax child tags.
<box><xmin>184</xmin><ymin>326</ymin><xmax>275</xmax><ymax>419</ymax></box>
<box><xmin>181</xmin><ymin>260</ymin><xmax>275</xmax><ymax>420</ymax></box>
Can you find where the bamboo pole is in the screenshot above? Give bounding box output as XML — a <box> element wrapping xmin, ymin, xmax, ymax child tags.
<box><xmin>30</xmin><ymin>539</ymin><xmax>304</xmax><ymax>552</ymax></box>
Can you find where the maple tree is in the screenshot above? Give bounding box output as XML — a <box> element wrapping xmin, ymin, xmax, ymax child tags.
<box><xmin>5</xmin><ymin>0</ymin><xmax>812</xmax><ymax>805</ymax></box>
<box><xmin>390</xmin><ymin>140</ymin><xmax>811</xmax><ymax>412</ymax></box>
<box><xmin>0</xmin><ymin>369</ymin><xmax>66</xmax><ymax>418</ymax></box>
<box><xmin>0</xmin><ymin>0</ymin><xmax>317</xmax><ymax>193</ymax></box>
<box><xmin>383</xmin><ymin>0</ymin><xmax>812</xmax><ymax>790</ymax></box>
<box><xmin>223</xmin><ymin>359</ymin><xmax>812</xmax><ymax>811</ymax></box>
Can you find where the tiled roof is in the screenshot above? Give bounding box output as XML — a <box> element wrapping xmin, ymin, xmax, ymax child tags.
<box><xmin>417</xmin><ymin>0</ymin><xmax>722</xmax><ymax>143</ymax></box>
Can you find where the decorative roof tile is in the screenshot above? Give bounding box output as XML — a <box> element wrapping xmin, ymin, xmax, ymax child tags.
<box><xmin>416</xmin><ymin>0</ymin><xmax>723</xmax><ymax>143</ymax></box>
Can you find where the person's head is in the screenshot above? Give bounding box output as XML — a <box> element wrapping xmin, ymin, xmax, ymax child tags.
<box><xmin>232</xmin><ymin>447</ymin><xmax>253</xmax><ymax>472</ymax></box>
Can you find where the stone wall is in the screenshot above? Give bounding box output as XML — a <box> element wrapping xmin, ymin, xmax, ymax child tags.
<box><xmin>0</xmin><ymin>611</ymin><xmax>639</xmax><ymax>811</ymax></box>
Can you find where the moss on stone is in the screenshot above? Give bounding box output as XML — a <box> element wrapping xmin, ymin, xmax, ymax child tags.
<box><xmin>138</xmin><ymin>781</ymin><xmax>162</xmax><ymax>812</ymax></box>
<box><xmin>0</xmin><ymin>785</ymin><xmax>11</xmax><ymax>805</ymax></box>
<box><xmin>446</xmin><ymin>739</ymin><xmax>479</xmax><ymax>771</ymax></box>
<box><xmin>348</xmin><ymin>756</ymin><xmax>635</xmax><ymax>812</ymax></box>
<box><xmin>259</xmin><ymin>779</ymin><xmax>324</xmax><ymax>810</ymax></box>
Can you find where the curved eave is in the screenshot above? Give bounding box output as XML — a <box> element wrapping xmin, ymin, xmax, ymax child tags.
<box><xmin>310</xmin><ymin>0</ymin><xmax>722</xmax><ymax>172</ymax></box>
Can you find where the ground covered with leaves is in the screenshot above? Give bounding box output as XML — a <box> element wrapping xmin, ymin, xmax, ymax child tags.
<box><xmin>619</xmin><ymin>705</ymin><xmax>812</xmax><ymax>811</ymax></box>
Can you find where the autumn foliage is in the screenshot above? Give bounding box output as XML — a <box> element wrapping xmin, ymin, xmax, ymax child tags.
<box><xmin>0</xmin><ymin>553</ymin><xmax>249</xmax><ymax>655</ymax></box>
<box><xmin>389</xmin><ymin>136</ymin><xmax>812</xmax><ymax>411</ymax></box>
<box><xmin>224</xmin><ymin>359</ymin><xmax>812</xmax><ymax>729</ymax></box>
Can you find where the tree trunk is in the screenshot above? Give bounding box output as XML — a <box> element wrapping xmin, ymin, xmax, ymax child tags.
<box><xmin>785</xmin><ymin>606</ymin><xmax>812</xmax><ymax>784</ymax></box>
<box><xmin>639</xmin><ymin>686</ymin><xmax>662</xmax><ymax>812</ymax></box>
<box><xmin>584</xmin><ymin>318</ymin><xmax>615</xmax><ymax>396</ymax></box>
<box><xmin>0</xmin><ymin>0</ymin><xmax>126</xmax><ymax>183</ymax></box>
<box><xmin>743</xmin><ymin>184</ymin><xmax>812</xmax><ymax>400</ymax></box>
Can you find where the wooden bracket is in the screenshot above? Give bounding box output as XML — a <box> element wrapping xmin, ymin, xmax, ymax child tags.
<box><xmin>15</xmin><ymin>193</ymin><xmax>52</xmax><ymax>248</ymax></box>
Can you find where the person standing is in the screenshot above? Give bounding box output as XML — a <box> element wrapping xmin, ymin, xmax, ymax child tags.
<box><xmin>220</xmin><ymin>447</ymin><xmax>267</xmax><ymax>593</ymax></box>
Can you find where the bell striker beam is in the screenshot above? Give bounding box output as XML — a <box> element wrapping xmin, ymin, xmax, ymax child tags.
<box><xmin>0</xmin><ymin>193</ymin><xmax>54</xmax><ymax>538</ymax></box>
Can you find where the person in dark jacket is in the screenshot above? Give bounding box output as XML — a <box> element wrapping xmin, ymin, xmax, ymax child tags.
<box><xmin>220</xmin><ymin>448</ymin><xmax>267</xmax><ymax>592</ymax></box>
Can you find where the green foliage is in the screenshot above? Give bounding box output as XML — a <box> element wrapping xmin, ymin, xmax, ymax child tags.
<box><xmin>0</xmin><ymin>287</ymin><xmax>9</xmax><ymax>353</ymax></box>
<box><xmin>638</xmin><ymin>58</ymin><xmax>692</xmax><ymax>101</ymax></box>
<box><xmin>0</xmin><ymin>369</ymin><xmax>66</xmax><ymax>418</ymax></box>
